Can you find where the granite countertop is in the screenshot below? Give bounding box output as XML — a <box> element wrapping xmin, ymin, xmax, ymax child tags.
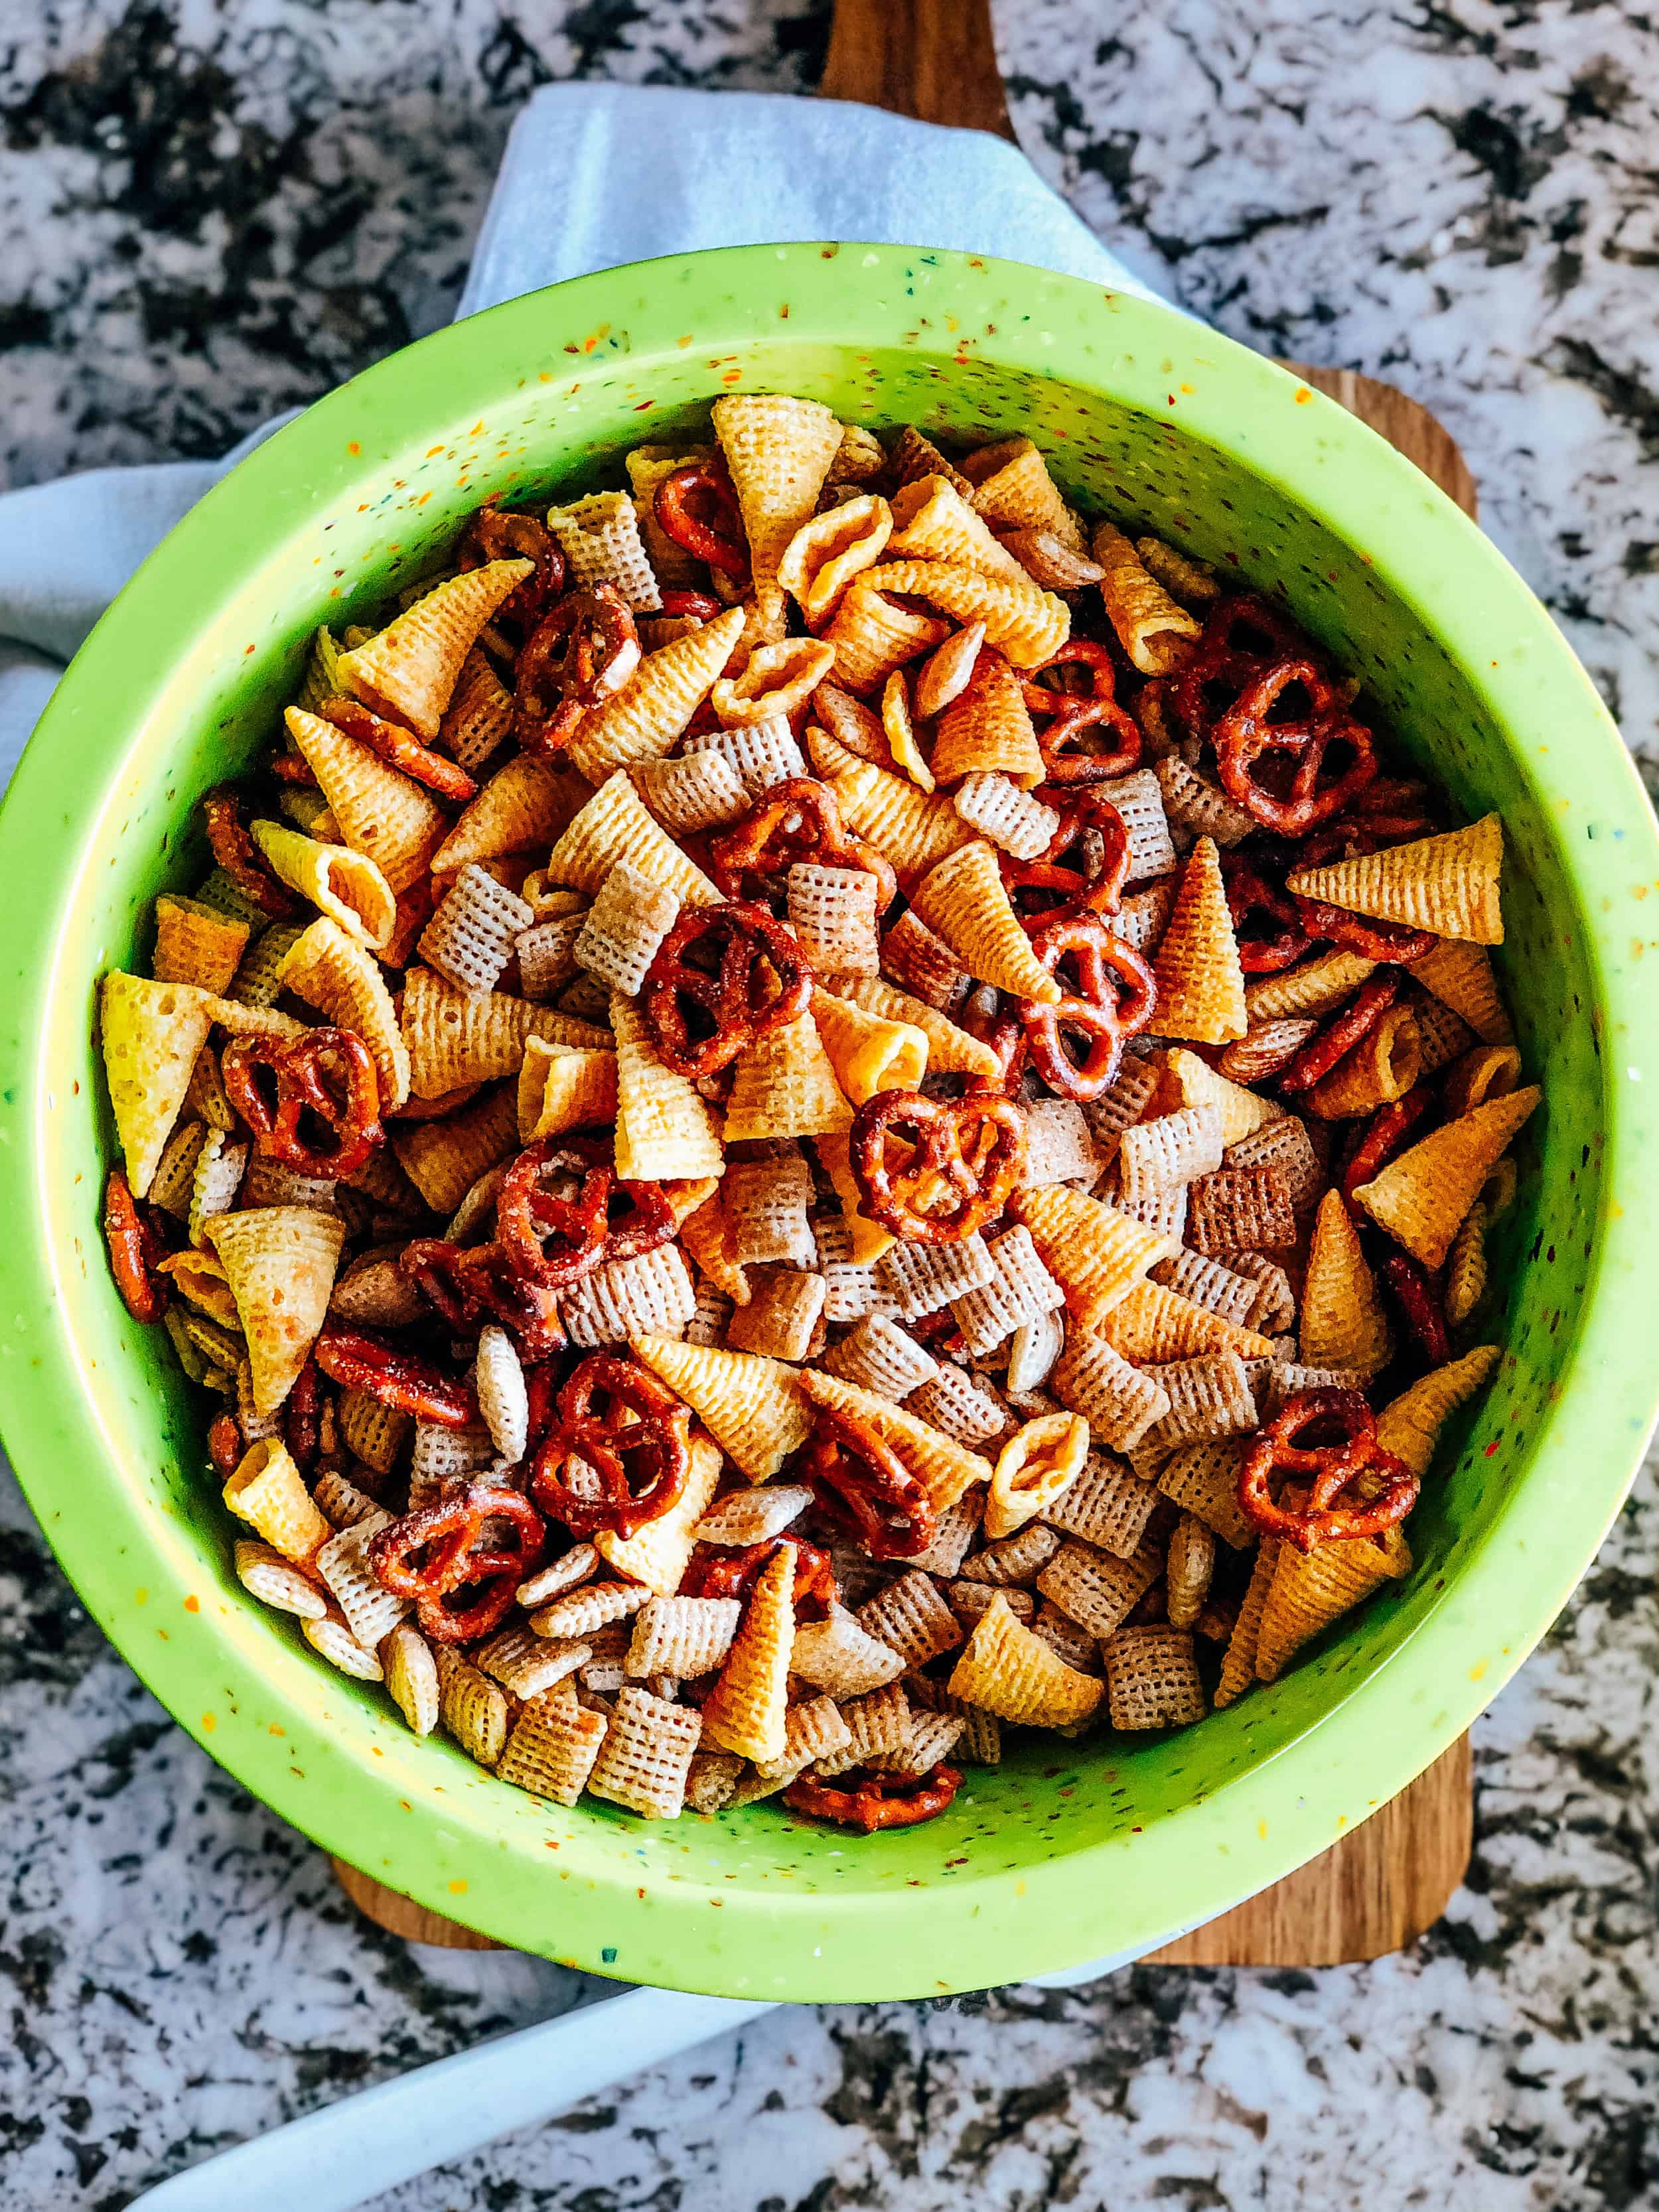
<box><xmin>2</xmin><ymin>3</ymin><xmax>1657</xmax><ymax>2207</ymax></box>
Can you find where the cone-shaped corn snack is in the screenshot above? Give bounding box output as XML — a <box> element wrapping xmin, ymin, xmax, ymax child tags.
<box><xmin>546</xmin><ymin>770</ymin><xmax>717</xmax><ymax>906</ymax></box>
<box><xmin>699</xmin><ymin>1545</ymin><xmax>794</xmax><ymax>1763</ymax></box>
<box><xmin>285</xmin><ymin>707</ymin><xmax>445</xmax><ymax>892</ymax></box>
<box><xmin>335</xmin><ymin>559</ymin><xmax>531</xmax><ymax>737</ymax></box>
<box><xmin>208</xmin><ymin>1206</ymin><xmax>344</xmax><ymax>1414</ymax></box>
<box><xmin>1300</xmin><ymin>1190</ymin><xmax>1392</xmax><ymax>1375</ymax></box>
<box><xmin>947</xmin><ymin>1590</ymin><xmax>1103</xmax><ymax>1726</ymax></box>
<box><xmin>1091</xmin><ymin>520</ymin><xmax>1202</xmax><ymax>675</ymax></box>
<box><xmin>567</xmin><ymin>604</ymin><xmax>745</xmax><ymax>783</ymax></box>
<box><xmin>279</xmin><ymin>916</ymin><xmax>409</xmax><ymax>1109</ymax></box>
<box><xmin>1153</xmin><ymin>837</ymin><xmax>1247</xmax><ymax>1043</ymax></box>
<box><xmin>1013</xmin><ymin>1183</ymin><xmax>1177</xmax><ymax>1333</ymax></box>
<box><xmin>827</xmin><ymin>758</ymin><xmax>968</xmax><ymax>890</ymax></box>
<box><xmin>630</xmin><ymin>1334</ymin><xmax>811</xmax><ymax>1479</ymax></box>
<box><xmin>1375</xmin><ymin>1344</ymin><xmax>1501</xmax><ymax>1478</ymax></box>
<box><xmin>912</xmin><ymin>841</ymin><xmax>1062</xmax><ymax>1003</ymax></box>
<box><xmin>100</xmin><ymin>973</ymin><xmax>215</xmax><ymax>1198</ymax></box>
<box><xmin>1354</xmin><ymin>1086</ymin><xmax>1540</xmax><ymax>1267</ymax></box>
<box><xmin>797</xmin><ymin>1367</ymin><xmax>993</xmax><ymax>1513</ymax></box>
<box><xmin>611</xmin><ymin>994</ymin><xmax>725</xmax><ymax>1180</ymax></box>
<box><xmin>930</xmin><ymin>646</ymin><xmax>1045</xmax><ymax>788</ymax></box>
<box><xmin>1287</xmin><ymin>813</ymin><xmax>1504</xmax><ymax>945</ymax></box>
<box><xmin>431</xmin><ymin>757</ymin><xmax>591</xmax><ymax>875</ymax></box>
<box><xmin>859</xmin><ymin>559</ymin><xmax>1069</xmax><ymax>668</ymax></box>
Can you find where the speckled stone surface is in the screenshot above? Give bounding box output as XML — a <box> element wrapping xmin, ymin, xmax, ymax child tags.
<box><xmin>2</xmin><ymin>4</ymin><xmax>1658</xmax><ymax>2208</ymax></box>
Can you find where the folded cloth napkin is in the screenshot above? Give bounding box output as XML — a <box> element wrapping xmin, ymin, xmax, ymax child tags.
<box><xmin>0</xmin><ymin>85</ymin><xmax>1161</xmax><ymax>781</ymax></box>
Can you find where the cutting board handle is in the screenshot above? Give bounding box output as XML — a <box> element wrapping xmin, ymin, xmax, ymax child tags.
<box><xmin>820</xmin><ymin>0</ymin><xmax>1015</xmax><ymax>139</ymax></box>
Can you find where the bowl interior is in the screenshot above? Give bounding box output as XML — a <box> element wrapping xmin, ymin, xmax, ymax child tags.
<box><xmin>4</xmin><ymin>247</ymin><xmax>1654</xmax><ymax>1999</ymax></box>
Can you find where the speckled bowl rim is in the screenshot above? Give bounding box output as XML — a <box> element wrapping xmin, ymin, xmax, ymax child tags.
<box><xmin>3</xmin><ymin>243</ymin><xmax>1658</xmax><ymax>1999</ymax></box>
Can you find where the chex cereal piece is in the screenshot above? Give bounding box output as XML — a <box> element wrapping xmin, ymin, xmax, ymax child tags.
<box><xmin>1094</xmin><ymin>767</ymin><xmax>1178</xmax><ymax>883</ymax></box>
<box><xmin>531</xmin><ymin>1580</ymin><xmax>650</xmax><ymax>1641</ymax></box>
<box><xmin>814</xmin><ymin>1682</ymin><xmax>914</xmax><ymax>1775</ymax></box>
<box><xmin>497</xmin><ymin>1684</ymin><xmax>610</xmax><ymax>1805</ymax></box>
<box><xmin>1138</xmin><ymin>1353</ymin><xmax>1258</xmax><ymax>1454</ymax></box>
<box><xmin>516</xmin><ymin>1544</ymin><xmax>599</xmax><ymax>1608</ymax></box>
<box><xmin>575</xmin><ymin>861</ymin><xmax>680</xmax><ymax>997</ymax></box>
<box><xmin>1165</xmin><ymin>1514</ymin><xmax>1216</xmax><ymax>1629</ymax></box>
<box><xmin>577</xmin><ymin>1622</ymin><xmax>632</xmax><ymax>1693</ymax></box>
<box><xmin>338</xmin><ymin>1390</ymin><xmax>409</xmax><ymax>1477</ymax></box>
<box><xmin>948</xmin><ymin>1591</ymin><xmax>1102</xmax><ymax>1727</ymax></box>
<box><xmin>877</xmin><ymin>1231</ymin><xmax>995</xmax><ymax>1320</ymax></box>
<box><xmin>434</xmin><ymin>1647</ymin><xmax>511</xmax><ymax>1764</ymax></box>
<box><xmin>1229</xmin><ymin>1252</ymin><xmax>1297</xmax><ymax>1335</ymax></box>
<box><xmin>1015</xmin><ymin>1099</ymin><xmax>1102</xmax><ymax>1189</ymax></box>
<box><xmin>949</xmin><ymin>1580</ymin><xmax>1037</xmax><ymax>1625</ymax></box>
<box><xmin>312</xmin><ymin>1466</ymin><xmax>381</xmax><ymax>1530</ymax></box>
<box><xmin>986</xmin><ymin>1411</ymin><xmax>1088</xmax><ymax>1539</ymax></box>
<box><xmin>723</xmin><ymin>1148</ymin><xmax>817</xmax><ymax>1268</ymax></box>
<box><xmin>585</xmin><ymin>1685</ymin><xmax>701</xmax><ymax>1818</ymax></box>
<box><xmin>911</xmin><ymin>1364</ymin><xmax>1012</xmax><ymax>1449</ymax></box>
<box><xmin>1082</xmin><ymin>1055</ymin><xmax>1161</xmax><ymax>1166</ymax></box>
<box><xmin>514</xmin><ymin>912</ymin><xmax>587</xmax><ymax>1001</ymax></box>
<box><xmin>1007</xmin><ymin>1308</ymin><xmax>1064</xmax><ymax>1395</ymax></box>
<box><xmin>545</xmin><ymin>489</ymin><xmax>661</xmax><ymax>610</ymax></box>
<box><xmin>684</xmin><ymin>717</ymin><xmax>807</xmax><ymax>799</ymax></box>
<box><xmin>1155</xmin><ymin>1438</ymin><xmax>1256</xmax><ymax>1549</ymax></box>
<box><xmin>755</xmin><ymin>1695</ymin><xmax>855</xmax><ymax>1780</ymax></box>
<box><xmin>560</xmin><ymin>1242</ymin><xmax>696</xmax><ymax>1348</ymax></box>
<box><xmin>234</xmin><ymin>1537</ymin><xmax>327</xmax><ymax>1622</ymax></box>
<box><xmin>789</xmin><ymin>1605</ymin><xmax>906</xmax><ymax>1696</ymax></box>
<box><xmin>684</xmin><ymin>1750</ymin><xmax>745</xmax><ymax>1812</ymax></box>
<box><xmin>1117</xmin><ymin>1105</ymin><xmax>1225</xmax><ymax>1206</ymax></box>
<box><xmin>956</xmin><ymin>1519</ymin><xmax>1061</xmax><ymax>1586</ymax></box>
<box><xmin>728</xmin><ymin>1267</ymin><xmax>827</xmax><ymax>1361</ymax></box>
<box><xmin>950</xmin><ymin>1225</ymin><xmax>1065</xmax><ymax>1357</ymax></box>
<box><xmin>906</xmin><ymin>1488</ymin><xmax>985</xmax><ymax>1576</ymax></box>
<box><xmin>824</xmin><ymin>1313</ymin><xmax>940</xmax><ymax>1398</ymax></box>
<box><xmin>477</xmin><ymin>1624</ymin><xmax>592</xmax><ymax>1699</ymax></box>
<box><xmin>635</xmin><ymin>748</ymin><xmax>749</xmax><ymax>837</ymax></box>
<box><xmin>880</xmin><ymin>906</ymin><xmax>971</xmax><ymax>1011</ymax></box>
<box><xmin>787</xmin><ymin>863</ymin><xmax>881</xmax><ymax>973</ymax></box>
<box><xmin>419</xmin><ymin>864</ymin><xmax>534</xmax><ymax>996</ymax></box>
<box><xmin>1149</xmin><ymin>1249</ymin><xmax>1262</xmax><ymax>1331</ymax></box>
<box><xmin>408</xmin><ymin>1419</ymin><xmax>494</xmax><ymax>1507</ymax></box>
<box><xmin>1042</xmin><ymin>1452</ymin><xmax>1161</xmax><ymax>1560</ymax></box>
<box><xmin>1265</xmin><ymin>1362</ymin><xmax>1371</xmax><ymax>1415</ymax></box>
<box><xmin>1051</xmin><ymin>1332</ymin><xmax>1171</xmax><ymax>1453</ymax></box>
<box><xmin>695</xmin><ymin>1484</ymin><xmax>813</xmax><ymax>1547</ymax></box>
<box><xmin>1107</xmin><ymin>1171</ymin><xmax>1188</xmax><ymax>1243</ymax></box>
<box><xmin>1037</xmin><ymin>1539</ymin><xmax>1162</xmax><ymax>1639</ymax></box>
<box><xmin>626</xmin><ymin>1595</ymin><xmax>742</xmax><ymax>1680</ymax></box>
<box><xmin>474</xmin><ymin>1325</ymin><xmax>530</xmax><ymax>1463</ymax></box>
<box><xmin>952</xmin><ymin>772</ymin><xmax>1060</xmax><ymax>860</ymax></box>
<box><xmin>303</xmin><ymin>1611</ymin><xmax>384</xmax><ymax>1681</ymax></box>
<box><xmin>315</xmin><ymin>1510</ymin><xmax>408</xmax><ymax>1648</ymax></box>
<box><xmin>699</xmin><ymin>1547</ymin><xmax>797</xmax><ymax>1763</ymax></box>
<box><xmin>1225</xmin><ymin>1115</ymin><xmax>1324</xmax><ymax>1224</ymax></box>
<box><xmin>856</xmin><ymin>1572</ymin><xmax>963</xmax><ymax>1670</ymax></box>
<box><xmin>1107</xmin><ymin>880</ymin><xmax>1178</xmax><ymax>958</ymax></box>
<box><xmin>1155</xmin><ymin>753</ymin><xmax>1259</xmax><ymax>849</ymax></box>
<box><xmin>685</xmin><ymin>1280</ymin><xmax>735</xmax><ymax>1346</ymax></box>
<box><xmin>881</xmin><ymin>1708</ymin><xmax>968</xmax><ymax>1775</ymax></box>
<box><xmin>382</xmin><ymin>1623</ymin><xmax>439</xmax><ymax>1736</ymax></box>
<box><xmin>1105</xmin><ymin>1627</ymin><xmax>1206</xmax><ymax>1729</ymax></box>
<box><xmin>1187</xmin><ymin>1166</ymin><xmax>1296</xmax><ymax>1257</ymax></box>
<box><xmin>1030</xmin><ymin>1604</ymin><xmax>1103</xmax><ymax>1677</ymax></box>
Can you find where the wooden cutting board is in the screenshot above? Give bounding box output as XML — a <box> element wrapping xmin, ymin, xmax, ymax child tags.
<box><xmin>328</xmin><ymin>0</ymin><xmax>1476</xmax><ymax>1970</ymax></box>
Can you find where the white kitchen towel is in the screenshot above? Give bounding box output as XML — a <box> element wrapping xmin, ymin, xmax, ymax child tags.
<box><xmin>0</xmin><ymin>84</ymin><xmax>1160</xmax><ymax>784</ymax></box>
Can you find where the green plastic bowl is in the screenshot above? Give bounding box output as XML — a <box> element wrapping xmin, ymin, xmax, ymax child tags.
<box><xmin>3</xmin><ymin>244</ymin><xmax>1656</xmax><ymax>2000</ymax></box>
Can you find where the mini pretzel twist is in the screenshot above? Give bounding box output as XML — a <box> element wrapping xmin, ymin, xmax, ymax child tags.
<box><xmin>804</xmin><ymin>1403</ymin><xmax>937</xmax><ymax>1560</ymax></box>
<box><xmin>222</xmin><ymin>1026</ymin><xmax>385</xmax><ymax>1179</ymax></box>
<box><xmin>1236</xmin><ymin>1387</ymin><xmax>1419</xmax><ymax>1552</ymax></box>
<box><xmin>530</xmin><ymin>1353</ymin><xmax>691</xmax><ymax>1540</ymax></box>
<box><xmin>850</xmin><ymin>1089</ymin><xmax>1027</xmax><ymax>1245</ymax></box>
<box><xmin>641</xmin><ymin>900</ymin><xmax>812</xmax><ymax>1079</ymax></box>
<box><xmin>1021</xmin><ymin>640</ymin><xmax>1142</xmax><ymax>785</ymax></box>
